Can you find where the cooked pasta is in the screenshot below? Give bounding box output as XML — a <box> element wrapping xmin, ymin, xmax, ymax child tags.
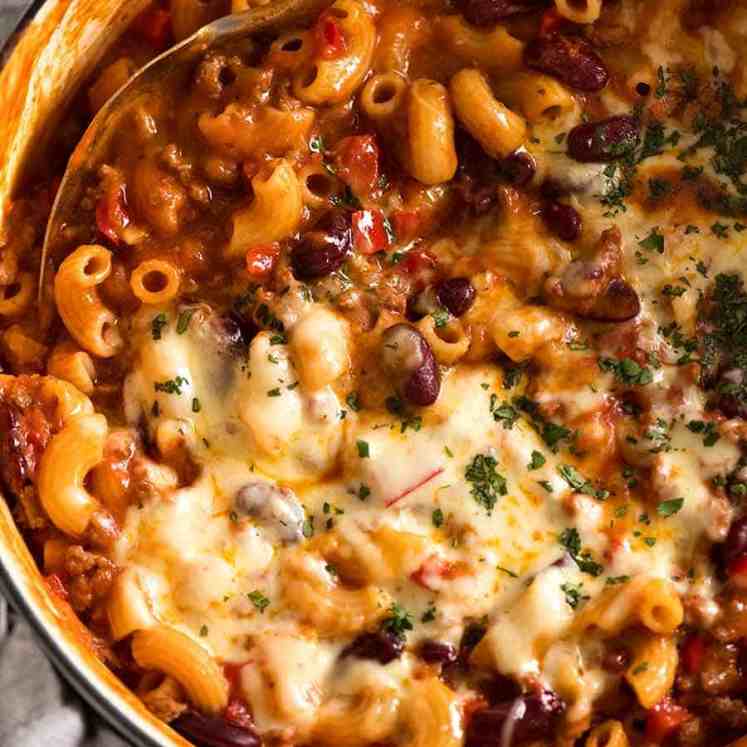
<box><xmin>3</xmin><ymin>1</ymin><xmax>747</xmax><ymax>745</ymax></box>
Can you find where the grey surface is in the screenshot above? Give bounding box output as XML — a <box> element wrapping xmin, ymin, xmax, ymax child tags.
<box><xmin>0</xmin><ymin>5</ymin><xmax>130</xmax><ymax>746</ymax></box>
<box><xmin>0</xmin><ymin>1</ymin><xmax>27</xmax><ymax>43</ymax></box>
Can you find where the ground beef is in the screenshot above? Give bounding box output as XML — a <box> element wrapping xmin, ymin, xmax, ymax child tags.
<box><xmin>0</xmin><ymin>380</ymin><xmax>52</xmax><ymax>495</ymax></box>
<box><xmin>141</xmin><ymin>676</ymin><xmax>188</xmax><ymax>723</ymax></box>
<box><xmin>63</xmin><ymin>545</ymin><xmax>117</xmax><ymax>612</ymax></box>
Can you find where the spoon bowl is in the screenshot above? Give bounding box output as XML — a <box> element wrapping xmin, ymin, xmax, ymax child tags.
<box><xmin>39</xmin><ymin>0</ymin><xmax>331</xmax><ymax>296</ymax></box>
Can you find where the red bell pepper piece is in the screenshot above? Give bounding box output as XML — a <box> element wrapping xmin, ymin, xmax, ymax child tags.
<box><xmin>333</xmin><ymin>135</ymin><xmax>381</xmax><ymax>199</ymax></box>
<box><xmin>352</xmin><ymin>210</ymin><xmax>390</xmax><ymax>255</ymax></box>
<box><xmin>645</xmin><ymin>698</ymin><xmax>691</xmax><ymax>743</ymax></box>
<box><xmin>314</xmin><ymin>12</ymin><xmax>347</xmax><ymax>60</ymax></box>
<box><xmin>245</xmin><ymin>243</ymin><xmax>280</xmax><ymax>280</ymax></box>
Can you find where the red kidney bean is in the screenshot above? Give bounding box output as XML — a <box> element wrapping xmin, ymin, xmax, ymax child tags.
<box><xmin>381</xmin><ymin>324</ymin><xmax>440</xmax><ymax>407</ymax></box>
<box><xmin>234</xmin><ymin>482</ymin><xmax>305</xmax><ymax>543</ymax></box>
<box><xmin>566</xmin><ymin>115</ymin><xmax>640</xmax><ymax>163</ymax></box>
<box><xmin>436</xmin><ymin>278</ymin><xmax>476</xmax><ymax>317</ymax></box>
<box><xmin>172</xmin><ymin>712</ymin><xmax>260</xmax><ymax>747</ymax></box>
<box><xmin>419</xmin><ymin>640</ymin><xmax>458</xmax><ymax>665</ymax></box>
<box><xmin>602</xmin><ymin>645</ymin><xmax>631</xmax><ymax>673</ymax></box>
<box><xmin>465</xmin><ymin>691</ymin><xmax>565</xmax><ymax>747</ymax></box>
<box><xmin>457</xmin><ymin>0</ymin><xmax>549</xmax><ymax>26</ymax></box>
<box><xmin>501</xmin><ymin>150</ymin><xmax>536</xmax><ymax>186</ymax></box>
<box><xmin>290</xmin><ymin>210</ymin><xmax>351</xmax><ymax>280</ymax></box>
<box><xmin>541</xmin><ymin>200</ymin><xmax>581</xmax><ymax>241</ymax></box>
<box><xmin>342</xmin><ymin>630</ymin><xmax>404</xmax><ymax>664</ymax></box>
<box><xmin>725</xmin><ymin>517</ymin><xmax>747</xmax><ymax>563</ymax></box>
<box><xmin>524</xmin><ymin>35</ymin><xmax>609</xmax><ymax>92</ymax></box>
<box><xmin>586</xmin><ymin>277</ymin><xmax>641</xmax><ymax>322</ymax></box>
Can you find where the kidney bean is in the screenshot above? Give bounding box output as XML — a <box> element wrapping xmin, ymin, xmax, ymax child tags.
<box><xmin>541</xmin><ymin>200</ymin><xmax>581</xmax><ymax>241</ymax></box>
<box><xmin>544</xmin><ymin>226</ymin><xmax>640</xmax><ymax>322</ymax></box>
<box><xmin>290</xmin><ymin>210</ymin><xmax>351</xmax><ymax>280</ymax></box>
<box><xmin>501</xmin><ymin>150</ymin><xmax>536</xmax><ymax>186</ymax></box>
<box><xmin>465</xmin><ymin>691</ymin><xmax>565</xmax><ymax>747</ymax></box>
<box><xmin>602</xmin><ymin>645</ymin><xmax>631</xmax><ymax>673</ymax></box>
<box><xmin>234</xmin><ymin>482</ymin><xmax>305</xmax><ymax>543</ymax></box>
<box><xmin>419</xmin><ymin>640</ymin><xmax>458</xmax><ymax>665</ymax></box>
<box><xmin>524</xmin><ymin>35</ymin><xmax>609</xmax><ymax>92</ymax></box>
<box><xmin>457</xmin><ymin>0</ymin><xmax>549</xmax><ymax>26</ymax></box>
<box><xmin>172</xmin><ymin>711</ymin><xmax>261</xmax><ymax>747</ymax></box>
<box><xmin>725</xmin><ymin>517</ymin><xmax>747</xmax><ymax>563</ymax></box>
<box><xmin>566</xmin><ymin>115</ymin><xmax>640</xmax><ymax>163</ymax></box>
<box><xmin>436</xmin><ymin>278</ymin><xmax>476</xmax><ymax>317</ymax></box>
<box><xmin>342</xmin><ymin>630</ymin><xmax>404</xmax><ymax>664</ymax></box>
<box><xmin>587</xmin><ymin>277</ymin><xmax>641</xmax><ymax>322</ymax></box>
<box><xmin>381</xmin><ymin>324</ymin><xmax>440</xmax><ymax>407</ymax></box>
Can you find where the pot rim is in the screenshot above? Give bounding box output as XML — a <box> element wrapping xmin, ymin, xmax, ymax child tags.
<box><xmin>0</xmin><ymin>8</ymin><xmax>173</xmax><ymax>741</ymax></box>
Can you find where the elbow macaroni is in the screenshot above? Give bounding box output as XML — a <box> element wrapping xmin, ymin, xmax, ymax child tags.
<box><xmin>131</xmin><ymin>626</ymin><xmax>228</xmax><ymax>714</ymax></box>
<box><xmin>37</xmin><ymin>413</ymin><xmax>107</xmax><ymax>537</ymax></box>
<box><xmin>228</xmin><ymin>160</ymin><xmax>303</xmax><ymax>257</ymax></box>
<box><xmin>450</xmin><ymin>68</ymin><xmax>527</xmax><ymax>159</ymax></box>
<box><xmin>54</xmin><ymin>245</ymin><xmax>122</xmax><ymax>358</ymax></box>
<box><xmin>293</xmin><ymin>0</ymin><xmax>376</xmax><ymax>105</ymax></box>
<box><xmin>407</xmin><ymin>79</ymin><xmax>458</xmax><ymax>185</ymax></box>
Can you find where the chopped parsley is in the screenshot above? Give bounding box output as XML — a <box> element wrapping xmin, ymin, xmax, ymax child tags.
<box><xmin>247</xmin><ymin>590</ymin><xmax>270</xmax><ymax>613</ymax></box>
<box><xmin>154</xmin><ymin>376</ymin><xmax>189</xmax><ymax>395</ymax></box>
<box><xmin>151</xmin><ymin>312</ymin><xmax>168</xmax><ymax>340</ymax></box>
<box><xmin>491</xmin><ymin>399</ymin><xmax>519</xmax><ymax>430</ymax></box>
<box><xmin>557</xmin><ymin>464</ymin><xmax>609</xmax><ymax>500</ymax></box>
<box><xmin>267</xmin><ymin>387</ymin><xmax>281</xmax><ymax>397</ymax></box>
<box><xmin>381</xmin><ymin>603</ymin><xmax>413</xmax><ymax>639</ymax></box>
<box><xmin>606</xmin><ymin>575</ymin><xmax>630</xmax><ymax>585</ymax></box>
<box><xmin>432</xmin><ymin>308</ymin><xmax>450</xmax><ymax>328</ymax></box>
<box><xmin>656</xmin><ymin>497</ymin><xmax>684</xmax><ymax>517</ymax></box>
<box><xmin>497</xmin><ymin>565</ymin><xmax>518</xmax><ymax>578</ymax></box>
<box><xmin>421</xmin><ymin>603</ymin><xmax>437</xmax><ymax>623</ymax></box>
<box><xmin>528</xmin><ymin>450</ymin><xmax>546</xmax><ymax>471</ymax></box>
<box><xmin>432</xmin><ymin>508</ymin><xmax>444</xmax><ymax>528</ymax></box>
<box><xmin>176</xmin><ymin>308</ymin><xmax>195</xmax><ymax>335</ymax></box>
<box><xmin>356</xmin><ymin>440</ymin><xmax>370</xmax><ymax>458</ymax></box>
<box><xmin>687</xmin><ymin>419</ymin><xmax>720</xmax><ymax>446</ymax></box>
<box><xmin>639</xmin><ymin>228</ymin><xmax>665</xmax><ymax>254</ymax></box>
<box><xmin>599</xmin><ymin>357</ymin><xmax>653</xmax><ymax>386</ymax></box>
<box><xmin>346</xmin><ymin>392</ymin><xmax>361</xmax><ymax>412</ymax></box>
<box><xmin>559</xmin><ymin>527</ymin><xmax>603</xmax><ymax>577</ymax></box>
<box><xmin>465</xmin><ymin>453</ymin><xmax>507</xmax><ymax>513</ymax></box>
<box><xmin>561</xmin><ymin>582</ymin><xmax>589</xmax><ymax>609</ymax></box>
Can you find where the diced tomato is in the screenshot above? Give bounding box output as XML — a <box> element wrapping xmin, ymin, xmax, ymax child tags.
<box><xmin>681</xmin><ymin>633</ymin><xmax>706</xmax><ymax>674</ymax></box>
<box><xmin>399</xmin><ymin>247</ymin><xmax>437</xmax><ymax>276</ymax></box>
<box><xmin>411</xmin><ymin>554</ymin><xmax>454</xmax><ymax>591</ymax></box>
<box><xmin>132</xmin><ymin>6</ymin><xmax>172</xmax><ymax>49</ymax></box>
<box><xmin>314</xmin><ymin>12</ymin><xmax>347</xmax><ymax>60</ymax></box>
<box><xmin>224</xmin><ymin>697</ymin><xmax>255</xmax><ymax>730</ymax></box>
<box><xmin>352</xmin><ymin>210</ymin><xmax>390</xmax><ymax>255</ymax></box>
<box><xmin>333</xmin><ymin>135</ymin><xmax>380</xmax><ymax>199</ymax></box>
<box><xmin>45</xmin><ymin>573</ymin><xmax>68</xmax><ymax>601</ymax></box>
<box><xmin>95</xmin><ymin>185</ymin><xmax>130</xmax><ymax>246</ymax></box>
<box><xmin>223</xmin><ymin>662</ymin><xmax>246</xmax><ymax>691</ymax></box>
<box><xmin>391</xmin><ymin>210</ymin><xmax>420</xmax><ymax>242</ymax></box>
<box><xmin>245</xmin><ymin>243</ymin><xmax>280</xmax><ymax>279</ymax></box>
<box><xmin>645</xmin><ymin>698</ymin><xmax>691</xmax><ymax>743</ymax></box>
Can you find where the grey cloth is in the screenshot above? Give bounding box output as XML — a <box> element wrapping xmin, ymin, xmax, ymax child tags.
<box><xmin>0</xmin><ymin>598</ymin><xmax>130</xmax><ymax>746</ymax></box>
